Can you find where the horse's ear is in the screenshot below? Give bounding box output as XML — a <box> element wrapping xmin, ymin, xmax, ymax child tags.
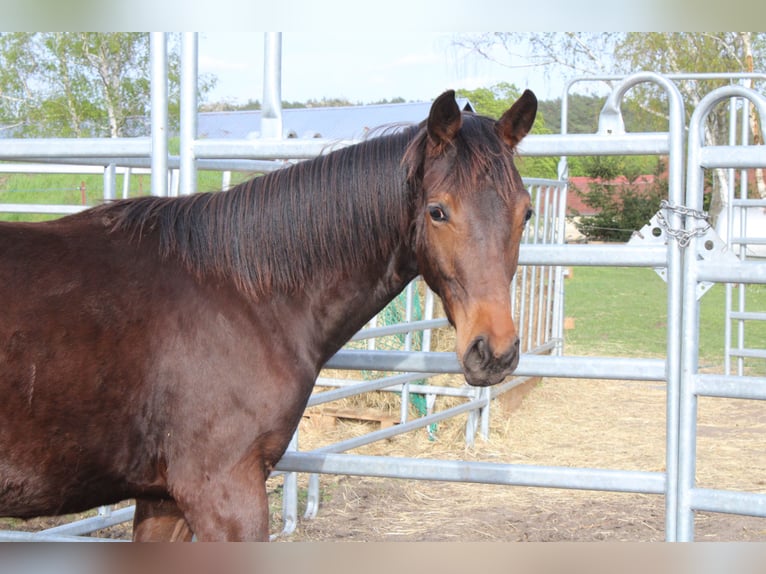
<box><xmin>496</xmin><ymin>89</ymin><xmax>537</xmax><ymax>149</ymax></box>
<box><xmin>427</xmin><ymin>90</ymin><xmax>462</xmax><ymax>153</ymax></box>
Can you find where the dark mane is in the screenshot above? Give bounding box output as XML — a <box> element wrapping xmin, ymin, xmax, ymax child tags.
<box><xmin>95</xmin><ymin>113</ymin><xmax>517</xmax><ymax>299</ymax></box>
<box><xmin>97</xmin><ymin>126</ymin><xmax>419</xmax><ymax>298</ymax></box>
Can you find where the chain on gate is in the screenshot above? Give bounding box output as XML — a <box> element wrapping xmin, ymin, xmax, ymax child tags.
<box><xmin>655</xmin><ymin>200</ymin><xmax>712</xmax><ymax>248</ymax></box>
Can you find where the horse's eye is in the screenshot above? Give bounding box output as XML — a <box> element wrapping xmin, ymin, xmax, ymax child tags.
<box><xmin>524</xmin><ymin>208</ymin><xmax>534</xmax><ymax>223</ymax></box>
<box><xmin>428</xmin><ymin>205</ymin><xmax>448</xmax><ymax>223</ymax></box>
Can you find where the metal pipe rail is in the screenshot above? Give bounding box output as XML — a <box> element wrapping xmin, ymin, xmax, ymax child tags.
<box><xmin>275</xmin><ymin>452</ymin><xmax>666</xmax><ymax>495</ymax></box>
<box><xmin>325</xmin><ymin>351</ymin><xmax>667</xmax><ymax>382</ymax></box>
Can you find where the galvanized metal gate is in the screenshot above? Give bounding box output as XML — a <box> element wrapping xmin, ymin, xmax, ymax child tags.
<box><xmin>0</xmin><ymin>33</ymin><xmax>764</xmax><ymax>541</ymax></box>
<box><xmin>676</xmin><ymin>85</ymin><xmax>766</xmax><ymax>541</ymax></box>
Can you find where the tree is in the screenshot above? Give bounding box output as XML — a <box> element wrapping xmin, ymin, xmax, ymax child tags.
<box><xmin>457</xmin><ymin>82</ymin><xmax>558</xmax><ymax>179</ymax></box>
<box><xmin>615</xmin><ymin>33</ymin><xmax>766</xmax><ymax>218</ymax></box>
<box><xmin>572</xmin><ymin>158</ymin><xmax>668</xmax><ymax>242</ymax></box>
<box><xmin>456</xmin><ymin>33</ymin><xmax>766</xmax><ymax>224</ymax></box>
<box><xmin>0</xmin><ymin>33</ymin><xmax>215</xmax><ymax>138</ymax></box>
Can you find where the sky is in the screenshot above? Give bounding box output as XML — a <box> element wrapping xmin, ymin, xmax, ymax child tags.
<box><xmin>197</xmin><ymin>32</ymin><xmax>569</xmax><ymax>107</ymax></box>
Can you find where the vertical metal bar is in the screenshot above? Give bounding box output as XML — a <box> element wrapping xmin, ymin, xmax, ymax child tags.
<box><xmin>535</xmin><ymin>185</ymin><xmax>550</xmax><ymax>347</ymax></box>
<box><xmin>400</xmin><ymin>282</ymin><xmax>414</xmax><ymax>424</ymax></box>
<box><xmin>304</xmin><ymin>473</ymin><xmax>321</xmax><ymax>519</ymax></box>
<box><xmin>422</xmin><ymin>283</ymin><xmax>434</xmax><ymax>353</ymax></box>
<box><xmin>150</xmin><ymin>33</ymin><xmax>168</xmax><ymax>197</ymax></box>
<box><xmin>103</xmin><ymin>163</ymin><xmax>116</xmax><ymax>202</ymax></box>
<box><xmin>543</xmin><ymin>185</ymin><xmax>557</xmax><ymax>347</ymax></box>
<box><xmin>261</xmin><ymin>32</ymin><xmax>283</xmax><ymax>139</ymax></box>
<box><xmin>278</xmin><ymin>432</ymin><xmax>299</xmax><ymax>538</ymax></box>
<box><xmin>652</xmin><ymin>76</ymin><xmax>685</xmax><ymax>543</ymax></box>
<box><xmin>527</xmin><ymin>189</ymin><xmax>542</xmax><ymax>351</ymax></box>
<box><xmin>552</xmin><ymin>181</ymin><xmax>568</xmax><ymax>356</ymax></box>
<box><xmin>736</xmin><ymin>97</ymin><xmax>750</xmax><ymax>377</ymax></box>
<box><xmin>725</xmin><ymin>98</ymin><xmax>739</xmax><ymax>375</ymax></box>
<box><xmin>479</xmin><ymin>386</ymin><xmax>491</xmax><ymax>439</ymax></box>
<box><xmin>122</xmin><ymin>167</ymin><xmax>131</xmax><ymax>199</ymax></box>
<box><xmin>678</xmin><ymin>85</ymin><xmax>766</xmax><ymax>540</ymax></box>
<box><xmin>601</xmin><ymin>73</ymin><xmax>685</xmax><ymax>541</ymax></box>
<box><xmin>180</xmin><ymin>32</ymin><xmax>198</xmax><ymax>196</ymax></box>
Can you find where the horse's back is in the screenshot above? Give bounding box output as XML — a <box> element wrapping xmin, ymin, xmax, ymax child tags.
<box><xmin>0</xmin><ymin>214</ymin><xmax>170</xmax><ymax>516</ymax></box>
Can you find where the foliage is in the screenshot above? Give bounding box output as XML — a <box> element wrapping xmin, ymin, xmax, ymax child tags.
<box><xmin>455</xmin><ymin>32</ymin><xmax>766</xmax><ymax>223</ymax></box>
<box><xmin>457</xmin><ymin>82</ymin><xmax>558</xmax><ymax>179</ymax></box>
<box><xmin>0</xmin><ymin>33</ymin><xmax>215</xmax><ymax>138</ymax></box>
<box><xmin>571</xmin><ymin>158</ymin><xmax>668</xmax><ymax>242</ymax></box>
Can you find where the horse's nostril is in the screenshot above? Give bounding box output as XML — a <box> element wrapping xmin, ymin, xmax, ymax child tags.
<box><xmin>467</xmin><ymin>336</ymin><xmax>490</xmax><ymax>368</ymax></box>
<box><xmin>475</xmin><ymin>337</ymin><xmax>489</xmax><ymax>365</ymax></box>
<box><xmin>462</xmin><ymin>335</ymin><xmax>522</xmax><ymax>386</ymax></box>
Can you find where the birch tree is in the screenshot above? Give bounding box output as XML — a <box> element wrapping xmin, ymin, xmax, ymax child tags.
<box><xmin>0</xmin><ymin>33</ymin><xmax>213</xmax><ymax>138</ymax></box>
<box><xmin>616</xmin><ymin>32</ymin><xmax>766</xmax><ymax>219</ymax></box>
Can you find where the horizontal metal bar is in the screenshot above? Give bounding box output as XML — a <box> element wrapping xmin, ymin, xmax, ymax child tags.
<box><xmin>696</xmin><ymin>261</ymin><xmax>766</xmax><ymax>284</ymax></box>
<box><xmin>39</xmin><ymin>506</ymin><xmax>135</xmax><ymax>536</ymax></box>
<box><xmin>519</xmin><ymin>132</ymin><xmax>669</xmax><ymax>157</ymax></box>
<box><xmin>731</xmin><ymin>198</ymin><xmax>766</xmax><ymax>207</ymax></box>
<box><xmin>699</xmin><ymin>146</ymin><xmax>766</xmax><ymax>170</ymax></box>
<box><xmin>308</xmin><ymin>372</ymin><xmax>437</xmax><ymax>407</ymax></box>
<box><xmin>730</xmin><ymin>238</ymin><xmax>766</xmax><ymax>246</ymax></box>
<box><xmin>692</xmin><ymin>374</ymin><xmax>766</xmax><ymax>400</ymax></box>
<box><xmin>521</xmin><ymin>178</ymin><xmax>567</xmax><ymax>188</ymax></box>
<box><xmin>688</xmin><ymin>488</ymin><xmax>766</xmax><ymax>518</ymax></box>
<box><xmin>0</xmin><ymin>530</ymin><xmax>124</xmax><ymax>542</ymax></box>
<box><xmin>729</xmin><ymin>311</ymin><xmax>766</xmax><ymax>321</ymax></box>
<box><xmin>275</xmin><ymin>452</ymin><xmax>666</xmax><ymax>494</ymax></box>
<box><xmin>0</xmin><ymin>163</ymin><xmax>121</xmax><ymax>175</ymax></box>
<box><xmin>193</xmin><ymin>133</ymin><xmax>671</xmax><ymax>161</ymax></box>
<box><xmin>351</xmin><ymin>318</ymin><xmax>449</xmax><ymax>341</ymax></box>
<box><xmin>193</xmin><ymin>138</ymin><xmax>355</xmax><ymax>160</ymax></box>
<box><xmin>727</xmin><ymin>349</ymin><xmax>766</xmax><ymax>359</ymax></box>
<box><xmin>303</xmin><ymin>396</ymin><xmax>488</xmax><ymax>456</ymax></box>
<box><xmin>518</xmin><ymin>244</ymin><xmax>667</xmax><ymax>267</ymax></box>
<box><xmin>325</xmin><ymin>351</ymin><xmax>667</xmax><ymax>381</ymax></box>
<box><xmin>0</xmin><ymin>204</ymin><xmax>87</xmax><ymax>214</ymax></box>
<box><xmin>4</xmin><ymin>155</ymin><xmax>286</xmax><ymax>173</ymax></box>
<box><xmin>0</xmin><ymin>138</ymin><xmax>152</xmax><ymax>159</ymax></box>
<box><xmin>314</xmin><ymin>377</ymin><xmax>476</xmax><ymax>399</ymax></box>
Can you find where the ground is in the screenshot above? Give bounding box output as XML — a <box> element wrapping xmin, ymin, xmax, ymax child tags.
<box><xmin>3</xmin><ymin>376</ymin><xmax>765</xmax><ymax>542</ymax></box>
<box><xmin>275</xmin><ymin>376</ymin><xmax>766</xmax><ymax>542</ymax></box>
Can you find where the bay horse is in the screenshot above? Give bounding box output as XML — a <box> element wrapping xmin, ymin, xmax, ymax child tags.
<box><xmin>0</xmin><ymin>89</ymin><xmax>537</xmax><ymax>541</ymax></box>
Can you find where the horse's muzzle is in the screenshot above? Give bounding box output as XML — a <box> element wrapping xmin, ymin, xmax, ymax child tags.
<box><xmin>461</xmin><ymin>335</ymin><xmax>520</xmax><ymax>387</ymax></box>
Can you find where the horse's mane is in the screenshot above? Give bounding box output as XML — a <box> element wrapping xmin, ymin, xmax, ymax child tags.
<box><xmin>94</xmin><ymin>113</ymin><xmax>519</xmax><ymax>299</ymax></box>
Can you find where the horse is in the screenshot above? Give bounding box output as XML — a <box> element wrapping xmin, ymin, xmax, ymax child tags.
<box><xmin>0</xmin><ymin>89</ymin><xmax>537</xmax><ymax>541</ymax></box>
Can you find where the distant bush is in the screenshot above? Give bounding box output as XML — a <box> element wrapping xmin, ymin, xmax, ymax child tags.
<box><xmin>571</xmin><ymin>157</ymin><xmax>668</xmax><ymax>242</ymax></box>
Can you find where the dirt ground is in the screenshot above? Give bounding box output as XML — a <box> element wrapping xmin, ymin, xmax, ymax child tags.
<box><xmin>4</xmin><ymin>375</ymin><xmax>766</xmax><ymax>542</ymax></box>
<box><xmin>273</xmin><ymin>376</ymin><xmax>766</xmax><ymax>542</ymax></box>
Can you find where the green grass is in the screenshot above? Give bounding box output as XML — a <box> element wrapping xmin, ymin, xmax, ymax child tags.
<box><xmin>564</xmin><ymin>266</ymin><xmax>766</xmax><ymax>374</ymax></box>
<box><xmin>0</xmin><ymin>170</ymin><xmax>253</xmax><ymax>222</ymax></box>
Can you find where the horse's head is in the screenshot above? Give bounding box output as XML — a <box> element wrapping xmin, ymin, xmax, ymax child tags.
<box><xmin>408</xmin><ymin>89</ymin><xmax>537</xmax><ymax>387</ymax></box>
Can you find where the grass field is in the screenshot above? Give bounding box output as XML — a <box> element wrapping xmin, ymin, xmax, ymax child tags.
<box><xmin>0</xmin><ymin>170</ymin><xmax>252</xmax><ymax>222</ymax></box>
<box><xmin>564</xmin><ymin>266</ymin><xmax>766</xmax><ymax>374</ymax></box>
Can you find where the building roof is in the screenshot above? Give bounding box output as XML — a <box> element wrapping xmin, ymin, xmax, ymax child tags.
<box><xmin>197</xmin><ymin>98</ymin><xmax>475</xmax><ymax>141</ymax></box>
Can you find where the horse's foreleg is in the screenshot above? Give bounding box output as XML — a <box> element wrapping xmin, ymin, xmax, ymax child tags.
<box><xmin>132</xmin><ymin>498</ymin><xmax>194</xmax><ymax>542</ymax></box>
<box><xmin>175</xmin><ymin>464</ymin><xmax>271</xmax><ymax>542</ymax></box>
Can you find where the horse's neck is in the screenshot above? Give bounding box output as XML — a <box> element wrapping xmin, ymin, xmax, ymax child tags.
<box><xmin>303</xmin><ymin>241</ymin><xmax>418</xmax><ymax>367</ymax></box>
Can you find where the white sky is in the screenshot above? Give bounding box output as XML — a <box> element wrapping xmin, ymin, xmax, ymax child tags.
<box><xmin>197</xmin><ymin>32</ymin><xmax>569</xmax><ymax>106</ymax></box>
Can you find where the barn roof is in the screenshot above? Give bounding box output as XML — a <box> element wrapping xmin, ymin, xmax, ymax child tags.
<box><xmin>197</xmin><ymin>98</ymin><xmax>475</xmax><ymax>141</ymax></box>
